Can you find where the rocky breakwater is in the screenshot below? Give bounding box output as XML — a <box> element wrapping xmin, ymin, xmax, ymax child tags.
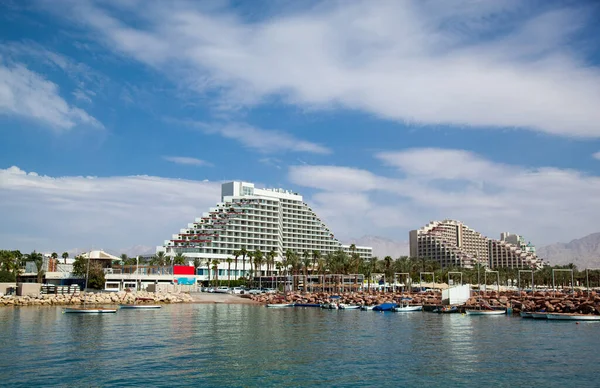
<box><xmin>250</xmin><ymin>291</ymin><xmax>441</xmax><ymax>306</ymax></box>
<box><xmin>0</xmin><ymin>290</ymin><xmax>194</xmax><ymax>307</ymax></box>
<box><xmin>464</xmin><ymin>290</ymin><xmax>600</xmax><ymax>315</ymax></box>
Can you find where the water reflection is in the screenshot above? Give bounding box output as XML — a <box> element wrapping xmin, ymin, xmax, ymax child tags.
<box><xmin>1</xmin><ymin>305</ymin><xmax>600</xmax><ymax>387</ymax></box>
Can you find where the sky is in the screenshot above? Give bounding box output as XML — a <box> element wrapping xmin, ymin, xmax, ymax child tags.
<box><xmin>1</xmin><ymin>0</ymin><xmax>600</xmax><ymax>256</ymax></box>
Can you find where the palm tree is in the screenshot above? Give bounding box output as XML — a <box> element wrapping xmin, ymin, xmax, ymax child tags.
<box><xmin>62</xmin><ymin>252</ymin><xmax>69</xmax><ymax>265</ymax></box>
<box><xmin>193</xmin><ymin>257</ymin><xmax>201</xmax><ymax>276</ymax></box>
<box><xmin>226</xmin><ymin>257</ymin><xmax>233</xmax><ymax>287</ymax></box>
<box><xmin>240</xmin><ymin>247</ymin><xmax>248</xmax><ymax>279</ymax></box>
<box><xmin>253</xmin><ymin>249</ymin><xmax>264</xmax><ymax>289</ymax></box>
<box><xmin>151</xmin><ymin>251</ymin><xmax>166</xmax><ymax>266</ymax></box>
<box><xmin>302</xmin><ymin>251</ymin><xmax>311</xmax><ymax>293</ymax></box>
<box><xmin>233</xmin><ymin>250</ymin><xmax>240</xmax><ymax>280</ymax></box>
<box><xmin>173</xmin><ymin>253</ymin><xmax>186</xmax><ymax>265</ymax></box>
<box><xmin>211</xmin><ymin>259</ymin><xmax>220</xmax><ymax>286</ymax></box>
<box><xmin>267</xmin><ymin>249</ymin><xmax>276</xmax><ymax>277</ymax></box>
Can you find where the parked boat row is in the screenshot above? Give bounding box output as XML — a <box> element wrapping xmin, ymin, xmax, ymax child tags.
<box><xmin>520</xmin><ymin>311</ymin><xmax>600</xmax><ymax>321</ymax></box>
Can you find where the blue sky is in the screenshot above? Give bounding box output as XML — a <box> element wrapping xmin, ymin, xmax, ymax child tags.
<box><xmin>1</xmin><ymin>0</ymin><xmax>600</xmax><ymax>255</ymax></box>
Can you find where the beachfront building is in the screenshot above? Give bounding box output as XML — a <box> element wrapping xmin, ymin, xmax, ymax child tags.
<box><xmin>156</xmin><ymin>181</ymin><xmax>372</xmax><ymax>281</ymax></box>
<box><xmin>409</xmin><ymin>220</ymin><xmax>489</xmax><ymax>268</ymax></box>
<box><xmin>409</xmin><ymin>220</ymin><xmax>544</xmax><ymax>269</ymax></box>
<box><xmin>489</xmin><ymin>233</ymin><xmax>543</xmax><ymax>269</ymax></box>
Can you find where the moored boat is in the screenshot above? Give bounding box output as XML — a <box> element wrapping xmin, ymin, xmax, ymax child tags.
<box><xmin>360</xmin><ymin>305</ymin><xmax>374</xmax><ymax>311</ymax></box>
<box><xmin>119</xmin><ymin>305</ymin><xmax>162</xmax><ymax>310</ymax></box>
<box><xmin>546</xmin><ymin>313</ymin><xmax>600</xmax><ymax>321</ymax></box>
<box><xmin>465</xmin><ymin>309</ymin><xmax>506</xmax><ymax>316</ymax></box>
<box><xmin>64</xmin><ymin>307</ymin><xmax>117</xmax><ymax>314</ymax></box>
<box><xmin>520</xmin><ymin>311</ymin><xmax>533</xmax><ymax>318</ymax></box>
<box><xmin>530</xmin><ymin>312</ymin><xmax>548</xmax><ymax>319</ymax></box>
<box><xmin>339</xmin><ymin>304</ymin><xmax>360</xmax><ymax>310</ymax></box>
<box><xmin>266</xmin><ymin>303</ymin><xmax>295</xmax><ymax>308</ymax></box>
<box><xmin>294</xmin><ymin>303</ymin><xmax>321</xmax><ymax>308</ymax></box>
<box><xmin>373</xmin><ymin>303</ymin><xmax>397</xmax><ymax>312</ymax></box>
<box><xmin>394</xmin><ymin>305</ymin><xmax>423</xmax><ymax>312</ymax></box>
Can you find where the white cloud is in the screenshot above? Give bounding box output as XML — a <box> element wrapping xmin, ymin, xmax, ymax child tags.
<box><xmin>288</xmin><ymin>148</ymin><xmax>600</xmax><ymax>247</ymax></box>
<box><xmin>0</xmin><ymin>166</ymin><xmax>220</xmax><ymax>252</ymax></box>
<box><xmin>52</xmin><ymin>0</ymin><xmax>600</xmax><ymax>137</ymax></box>
<box><xmin>190</xmin><ymin>122</ymin><xmax>331</xmax><ymax>154</ymax></box>
<box><xmin>163</xmin><ymin>156</ymin><xmax>212</xmax><ymax>167</ymax></box>
<box><xmin>593</xmin><ymin>152</ymin><xmax>600</xmax><ymax>160</ymax></box>
<box><xmin>0</xmin><ymin>61</ymin><xmax>102</xmax><ymax>131</ymax></box>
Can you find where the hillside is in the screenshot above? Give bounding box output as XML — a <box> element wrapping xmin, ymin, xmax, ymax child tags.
<box><xmin>537</xmin><ymin>232</ymin><xmax>600</xmax><ymax>269</ymax></box>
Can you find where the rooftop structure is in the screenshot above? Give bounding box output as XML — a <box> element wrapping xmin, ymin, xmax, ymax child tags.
<box><xmin>157</xmin><ymin>181</ymin><xmax>372</xmax><ymax>280</ymax></box>
<box><xmin>409</xmin><ymin>220</ymin><xmax>544</xmax><ymax>269</ymax></box>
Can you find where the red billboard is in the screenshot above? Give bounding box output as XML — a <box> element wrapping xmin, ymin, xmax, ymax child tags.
<box><xmin>173</xmin><ymin>265</ymin><xmax>195</xmax><ymax>275</ymax></box>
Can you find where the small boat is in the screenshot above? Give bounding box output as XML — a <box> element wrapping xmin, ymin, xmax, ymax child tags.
<box><xmin>394</xmin><ymin>298</ymin><xmax>422</xmax><ymax>312</ymax></box>
<box><xmin>394</xmin><ymin>305</ymin><xmax>423</xmax><ymax>312</ymax></box>
<box><xmin>435</xmin><ymin>306</ymin><xmax>459</xmax><ymax>314</ymax></box>
<box><xmin>339</xmin><ymin>304</ymin><xmax>360</xmax><ymax>310</ymax></box>
<box><xmin>63</xmin><ymin>307</ymin><xmax>117</xmax><ymax>314</ymax></box>
<box><xmin>119</xmin><ymin>304</ymin><xmax>162</xmax><ymax>310</ymax></box>
<box><xmin>530</xmin><ymin>312</ymin><xmax>548</xmax><ymax>319</ymax></box>
<box><xmin>360</xmin><ymin>305</ymin><xmax>375</xmax><ymax>311</ymax></box>
<box><xmin>266</xmin><ymin>303</ymin><xmax>295</xmax><ymax>308</ymax></box>
<box><xmin>520</xmin><ymin>311</ymin><xmax>533</xmax><ymax>318</ymax></box>
<box><xmin>373</xmin><ymin>303</ymin><xmax>397</xmax><ymax>312</ymax></box>
<box><xmin>321</xmin><ymin>303</ymin><xmax>339</xmax><ymax>309</ymax></box>
<box><xmin>546</xmin><ymin>313</ymin><xmax>600</xmax><ymax>321</ymax></box>
<box><xmin>465</xmin><ymin>309</ymin><xmax>506</xmax><ymax>316</ymax></box>
<box><xmin>294</xmin><ymin>303</ymin><xmax>321</xmax><ymax>308</ymax></box>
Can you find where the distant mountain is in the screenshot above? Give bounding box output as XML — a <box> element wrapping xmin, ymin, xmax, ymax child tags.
<box><xmin>346</xmin><ymin>236</ymin><xmax>409</xmax><ymax>258</ymax></box>
<box><xmin>537</xmin><ymin>232</ymin><xmax>600</xmax><ymax>269</ymax></box>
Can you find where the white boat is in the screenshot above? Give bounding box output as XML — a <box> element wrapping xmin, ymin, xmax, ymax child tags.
<box><xmin>266</xmin><ymin>303</ymin><xmax>295</xmax><ymax>308</ymax></box>
<box><xmin>546</xmin><ymin>313</ymin><xmax>600</xmax><ymax>321</ymax></box>
<box><xmin>393</xmin><ymin>305</ymin><xmax>423</xmax><ymax>312</ymax></box>
<box><xmin>64</xmin><ymin>308</ymin><xmax>117</xmax><ymax>314</ymax></box>
<box><xmin>339</xmin><ymin>304</ymin><xmax>360</xmax><ymax>310</ymax></box>
<box><xmin>360</xmin><ymin>306</ymin><xmax>374</xmax><ymax>311</ymax></box>
<box><xmin>465</xmin><ymin>309</ymin><xmax>506</xmax><ymax>316</ymax></box>
<box><xmin>119</xmin><ymin>305</ymin><xmax>162</xmax><ymax>310</ymax></box>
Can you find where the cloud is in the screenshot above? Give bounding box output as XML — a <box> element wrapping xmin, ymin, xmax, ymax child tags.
<box><xmin>287</xmin><ymin>148</ymin><xmax>600</xmax><ymax>247</ymax></box>
<box><xmin>162</xmin><ymin>156</ymin><xmax>212</xmax><ymax>167</ymax></box>
<box><xmin>0</xmin><ymin>166</ymin><xmax>220</xmax><ymax>252</ymax></box>
<box><xmin>189</xmin><ymin>122</ymin><xmax>331</xmax><ymax>154</ymax></box>
<box><xmin>49</xmin><ymin>0</ymin><xmax>600</xmax><ymax>137</ymax></box>
<box><xmin>593</xmin><ymin>152</ymin><xmax>600</xmax><ymax>160</ymax></box>
<box><xmin>0</xmin><ymin>61</ymin><xmax>103</xmax><ymax>130</ymax></box>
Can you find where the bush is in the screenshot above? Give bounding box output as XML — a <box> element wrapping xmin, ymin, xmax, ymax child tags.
<box><xmin>0</xmin><ymin>270</ymin><xmax>15</xmax><ymax>282</ymax></box>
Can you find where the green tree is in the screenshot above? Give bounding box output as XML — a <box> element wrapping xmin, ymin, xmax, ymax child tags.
<box><xmin>26</xmin><ymin>251</ymin><xmax>45</xmax><ymax>283</ymax></box>
<box><xmin>226</xmin><ymin>257</ymin><xmax>233</xmax><ymax>287</ymax></box>
<box><xmin>240</xmin><ymin>247</ymin><xmax>248</xmax><ymax>278</ymax></box>
<box><xmin>62</xmin><ymin>252</ymin><xmax>69</xmax><ymax>264</ymax></box>
<box><xmin>253</xmin><ymin>250</ymin><xmax>264</xmax><ymax>289</ymax></box>
<box><xmin>233</xmin><ymin>250</ymin><xmax>240</xmax><ymax>280</ymax></box>
<box><xmin>193</xmin><ymin>257</ymin><xmax>201</xmax><ymax>275</ymax></box>
<box><xmin>173</xmin><ymin>253</ymin><xmax>186</xmax><ymax>265</ymax></box>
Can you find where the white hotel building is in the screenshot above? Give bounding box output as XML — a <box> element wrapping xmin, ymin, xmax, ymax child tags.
<box><xmin>157</xmin><ymin>181</ymin><xmax>372</xmax><ymax>280</ymax></box>
<box><xmin>409</xmin><ymin>219</ymin><xmax>544</xmax><ymax>269</ymax></box>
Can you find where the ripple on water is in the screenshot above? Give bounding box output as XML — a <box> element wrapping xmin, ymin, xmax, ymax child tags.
<box><xmin>1</xmin><ymin>305</ymin><xmax>600</xmax><ymax>387</ymax></box>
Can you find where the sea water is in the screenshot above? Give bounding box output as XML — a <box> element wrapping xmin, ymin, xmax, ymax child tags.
<box><xmin>1</xmin><ymin>304</ymin><xmax>599</xmax><ymax>387</ymax></box>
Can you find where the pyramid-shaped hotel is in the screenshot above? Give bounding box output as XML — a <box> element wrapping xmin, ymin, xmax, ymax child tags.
<box><xmin>157</xmin><ymin>181</ymin><xmax>372</xmax><ymax>278</ymax></box>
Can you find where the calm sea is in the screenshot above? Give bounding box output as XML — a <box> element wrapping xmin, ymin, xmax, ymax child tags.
<box><xmin>1</xmin><ymin>304</ymin><xmax>599</xmax><ymax>387</ymax></box>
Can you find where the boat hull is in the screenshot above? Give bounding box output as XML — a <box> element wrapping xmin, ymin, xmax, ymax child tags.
<box><xmin>119</xmin><ymin>305</ymin><xmax>162</xmax><ymax>310</ymax></box>
<box><xmin>64</xmin><ymin>308</ymin><xmax>117</xmax><ymax>314</ymax></box>
<box><xmin>339</xmin><ymin>305</ymin><xmax>360</xmax><ymax>310</ymax></box>
<box><xmin>520</xmin><ymin>311</ymin><xmax>533</xmax><ymax>318</ymax></box>
<box><xmin>394</xmin><ymin>306</ymin><xmax>423</xmax><ymax>312</ymax></box>
<box><xmin>266</xmin><ymin>303</ymin><xmax>294</xmax><ymax>308</ymax></box>
<box><xmin>465</xmin><ymin>309</ymin><xmax>505</xmax><ymax>316</ymax></box>
<box><xmin>546</xmin><ymin>313</ymin><xmax>600</xmax><ymax>321</ymax></box>
<box><xmin>530</xmin><ymin>312</ymin><xmax>548</xmax><ymax>319</ymax></box>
